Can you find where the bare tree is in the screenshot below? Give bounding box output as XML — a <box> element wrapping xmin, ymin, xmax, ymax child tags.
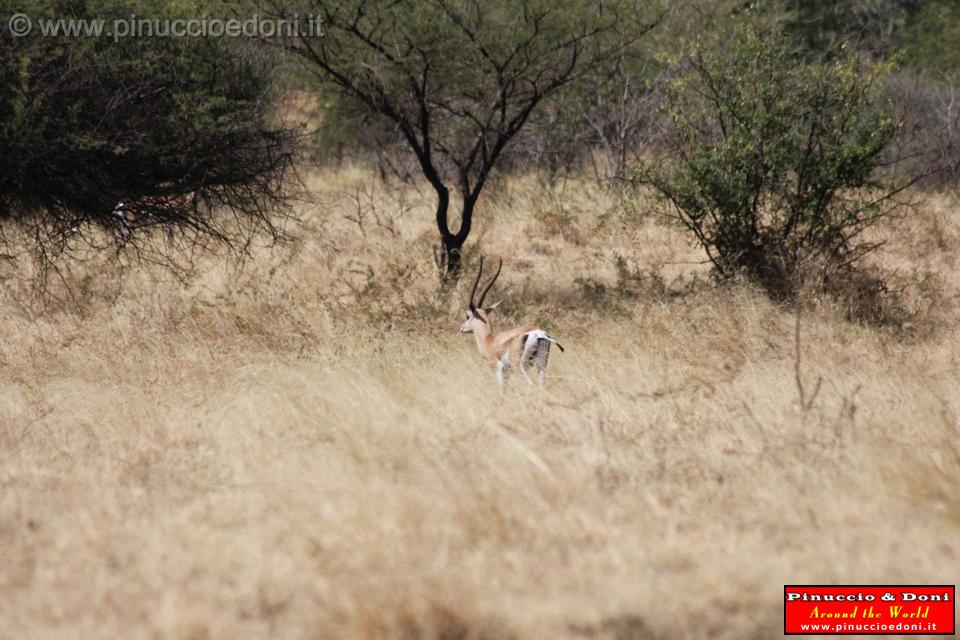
<box><xmin>263</xmin><ymin>0</ymin><xmax>660</xmax><ymax>279</ymax></box>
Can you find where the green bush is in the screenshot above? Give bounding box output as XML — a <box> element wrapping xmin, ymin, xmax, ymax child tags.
<box><xmin>637</xmin><ymin>29</ymin><xmax>904</xmax><ymax>298</ymax></box>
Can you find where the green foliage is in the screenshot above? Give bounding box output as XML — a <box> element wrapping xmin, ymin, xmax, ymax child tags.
<box><xmin>762</xmin><ymin>0</ymin><xmax>960</xmax><ymax>75</ymax></box>
<box><xmin>290</xmin><ymin>0</ymin><xmax>654</xmax><ymax>174</ymax></box>
<box><xmin>898</xmin><ymin>0</ymin><xmax>960</xmax><ymax>75</ymax></box>
<box><xmin>774</xmin><ymin>0</ymin><xmax>906</xmax><ymax>58</ymax></box>
<box><xmin>300</xmin><ymin>1</ymin><xmax>668</xmax><ymax>179</ymax></box>
<box><xmin>637</xmin><ymin>29</ymin><xmax>903</xmax><ymax>298</ymax></box>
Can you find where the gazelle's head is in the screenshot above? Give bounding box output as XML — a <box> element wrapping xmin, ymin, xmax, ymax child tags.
<box><xmin>460</xmin><ymin>256</ymin><xmax>502</xmax><ymax>334</ymax></box>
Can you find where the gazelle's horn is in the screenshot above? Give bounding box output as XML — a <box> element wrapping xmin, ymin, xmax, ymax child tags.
<box><xmin>468</xmin><ymin>256</ymin><xmax>484</xmax><ymax>307</ymax></box>
<box><xmin>477</xmin><ymin>257</ymin><xmax>502</xmax><ymax>308</ymax></box>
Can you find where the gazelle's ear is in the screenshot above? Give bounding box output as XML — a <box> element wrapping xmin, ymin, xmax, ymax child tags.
<box><xmin>484</xmin><ymin>300</ymin><xmax>501</xmax><ymax>313</ymax></box>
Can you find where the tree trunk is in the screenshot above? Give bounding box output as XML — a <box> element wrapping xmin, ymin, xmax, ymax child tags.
<box><xmin>438</xmin><ymin>236</ymin><xmax>464</xmax><ymax>282</ymax></box>
<box><xmin>433</xmin><ymin>191</ymin><xmax>475</xmax><ymax>284</ymax></box>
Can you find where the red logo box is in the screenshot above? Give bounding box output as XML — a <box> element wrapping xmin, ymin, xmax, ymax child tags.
<box><xmin>784</xmin><ymin>585</ymin><xmax>955</xmax><ymax>635</ymax></box>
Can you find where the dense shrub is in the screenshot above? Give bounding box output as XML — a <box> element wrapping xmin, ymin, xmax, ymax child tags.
<box><xmin>637</xmin><ymin>30</ymin><xmax>906</xmax><ymax>299</ymax></box>
<box><xmin>0</xmin><ymin>0</ymin><xmax>297</xmax><ymax>261</ymax></box>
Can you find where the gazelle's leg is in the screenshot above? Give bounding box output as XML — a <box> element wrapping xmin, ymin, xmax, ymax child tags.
<box><xmin>520</xmin><ymin>362</ymin><xmax>533</xmax><ymax>388</ymax></box>
<box><xmin>537</xmin><ymin>341</ymin><xmax>550</xmax><ymax>392</ymax></box>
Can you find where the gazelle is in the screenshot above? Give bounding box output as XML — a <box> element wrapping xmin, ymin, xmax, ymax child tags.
<box><xmin>460</xmin><ymin>257</ymin><xmax>564</xmax><ymax>391</ymax></box>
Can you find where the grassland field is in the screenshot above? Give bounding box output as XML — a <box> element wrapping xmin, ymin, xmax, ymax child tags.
<box><xmin>1</xmin><ymin>167</ymin><xmax>958</xmax><ymax>639</ymax></box>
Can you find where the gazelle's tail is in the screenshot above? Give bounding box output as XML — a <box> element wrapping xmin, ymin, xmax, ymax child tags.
<box><xmin>544</xmin><ymin>334</ymin><xmax>565</xmax><ymax>352</ymax></box>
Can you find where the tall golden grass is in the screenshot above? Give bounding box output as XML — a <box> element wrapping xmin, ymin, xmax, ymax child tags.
<box><xmin>1</xmin><ymin>168</ymin><xmax>958</xmax><ymax>639</ymax></box>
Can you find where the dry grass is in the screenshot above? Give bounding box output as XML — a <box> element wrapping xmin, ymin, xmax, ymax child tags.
<box><xmin>1</xmin><ymin>169</ymin><xmax>959</xmax><ymax>639</ymax></box>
